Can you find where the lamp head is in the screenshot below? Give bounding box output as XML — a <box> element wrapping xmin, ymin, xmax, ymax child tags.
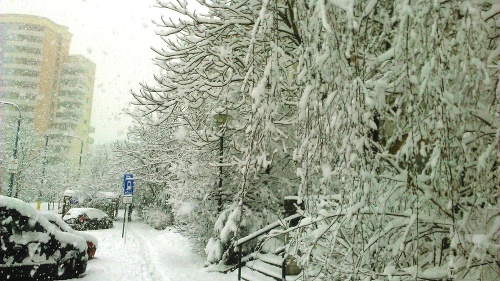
<box><xmin>213</xmin><ymin>113</ymin><xmax>230</xmax><ymax>124</ymax></box>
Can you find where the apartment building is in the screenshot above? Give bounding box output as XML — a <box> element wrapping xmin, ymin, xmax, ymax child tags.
<box><xmin>0</xmin><ymin>14</ymin><xmax>71</xmax><ymax>132</ymax></box>
<box><xmin>50</xmin><ymin>55</ymin><xmax>96</xmax><ymax>160</ymax></box>
<box><xmin>0</xmin><ymin>14</ymin><xmax>95</xmax><ymax>166</ymax></box>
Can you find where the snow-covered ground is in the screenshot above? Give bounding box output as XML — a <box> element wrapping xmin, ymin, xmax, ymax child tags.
<box><xmin>35</xmin><ymin>203</ymin><xmax>237</xmax><ymax>281</ymax></box>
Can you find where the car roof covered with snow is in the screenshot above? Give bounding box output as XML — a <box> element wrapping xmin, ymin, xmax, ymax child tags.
<box><xmin>63</xmin><ymin>207</ymin><xmax>109</xmax><ymax>220</ymax></box>
<box><xmin>0</xmin><ymin>195</ymin><xmax>88</xmax><ymax>252</ymax></box>
<box><xmin>40</xmin><ymin>211</ymin><xmax>98</xmax><ymax>246</ymax></box>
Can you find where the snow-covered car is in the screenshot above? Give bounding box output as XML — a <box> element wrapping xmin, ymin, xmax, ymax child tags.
<box><xmin>0</xmin><ymin>196</ymin><xmax>87</xmax><ymax>280</ymax></box>
<box><xmin>63</xmin><ymin>207</ymin><xmax>113</xmax><ymax>230</ymax></box>
<box><xmin>40</xmin><ymin>211</ymin><xmax>98</xmax><ymax>259</ymax></box>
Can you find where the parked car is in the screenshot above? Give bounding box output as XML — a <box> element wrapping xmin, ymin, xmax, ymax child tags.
<box><xmin>86</xmin><ymin>191</ymin><xmax>120</xmax><ymax>219</ymax></box>
<box><xmin>0</xmin><ymin>196</ymin><xmax>87</xmax><ymax>280</ymax></box>
<box><xmin>40</xmin><ymin>212</ymin><xmax>98</xmax><ymax>259</ymax></box>
<box><xmin>63</xmin><ymin>208</ymin><xmax>113</xmax><ymax>230</ymax></box>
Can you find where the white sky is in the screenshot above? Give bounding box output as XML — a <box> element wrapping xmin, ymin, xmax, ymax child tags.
<box><xmin>0</xmin><ymin>0</ymin><xmax>170</xmax><ymax>145</ymax></box>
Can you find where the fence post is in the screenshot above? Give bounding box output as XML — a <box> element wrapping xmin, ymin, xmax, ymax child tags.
<box><xmin>282</xmin><ymin>253</ymin><xmax>286</xmax><ymax>281</ymax></box>
<box><xmin>284</xmin><ymin>196</ymin><xmax>303</xmax><ymax>227</ymax></box>
<box><xmin>238</xmin><ymin>245</ymin><xmax>242</xmax><ymax>280</ymax></box>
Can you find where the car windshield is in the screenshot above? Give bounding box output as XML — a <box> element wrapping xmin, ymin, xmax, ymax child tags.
<box><xmin>86</xmin><ymin>209</ymin><xmax>107</xmax><ymax>219</ymax></box>
<box><xmin>63</xmin><ymin>209</ymin><xmax>84</xmax><ymax>220</ymax></box>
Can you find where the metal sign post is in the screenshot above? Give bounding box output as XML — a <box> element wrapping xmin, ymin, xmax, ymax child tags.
<box><xmin>121</xmin><ymin>174</ymin><xmax>134</xmax><ymax>239</ymax></box>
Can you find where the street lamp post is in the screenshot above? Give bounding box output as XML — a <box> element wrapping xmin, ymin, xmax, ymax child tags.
<box><xmin>62</xmin><ymin>134</ymin><xmax>84</xmax><ymax>167</ymax></box>
<box><xmin>0</xmin><ymin>101</ymin><xmax>22</xmax><ymax>197</ymax></box>
<box><xmin>38</xmin><ymin>135</ymin><xmax>49</xmax><ymax>210</ymax></box>
<box><xmin>213</xmin><ymin>113</ymin><xmax>229</xmax><ymax>213</ymax></box>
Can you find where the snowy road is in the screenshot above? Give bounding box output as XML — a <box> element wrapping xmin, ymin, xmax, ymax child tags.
<box><xmin>68</xmin><ymin>214</ymin><xmax>237</xmax><ymax>281</ymax></box>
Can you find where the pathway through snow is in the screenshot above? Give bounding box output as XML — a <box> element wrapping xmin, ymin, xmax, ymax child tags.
<box><xmin>68</xmin><ymin>212</ymin><xmax>236</xmax><ymax>281</ymax></box>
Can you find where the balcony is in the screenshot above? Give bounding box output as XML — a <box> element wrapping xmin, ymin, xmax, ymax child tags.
<box><xmin>4</xmin><ymin>39</ymin><xmax>43</xmax><ymax>49</ymax></box>
<box><xmin>3</xmin><ymin>51</ymin><xmax>41</xmax><ymax>60</ymax></box>
<box><xmin>3</xmin><ymin>62</ymin><xmax>41</xmax><ymax>72</ymax></box>
<box><xmin>55</xmin><ymin>110</ymin><xmax>82</xmax><ymax>119</ymax></box>
<box><xmin>1</xmin><ymin>86</ymin><xmax>37</xmax><ymax>97</ymax></box>
<box><xmin>54</xmin><ymin>117</ymin><xmax>81</xmax><ymax>127</ymax></box>
<box><xmin>59</xmin><ymin>85</ymin><xmax>88</xmax><ymax>93</ymax></box>
<box><xmin>1</xmin><ymin>74</ymin><xmax>39</xmax><ymax>83</ymax></box>
<box><xmin>58</xmin><ymin>95</ymin><xmax>84</xmax><ymax>104</ymax></box>
<box><xmin>0</xmin><ymin>97</ymin><xmax>36</xmax><ymax>108</ymax></box>
<box><xmin>51</xmin><ymin>124</ymin><xmax>79</xmax><ymax>134</ymax></box>
<box><xmin>4</xmin><ymin>29</ymin><xmax>44</xmax><ymax>37</ymax></box>
<box><xmin>60</xmin><ymin>77</ymin><xmax>93</xmax><ymax>86</ymax></box>
<box><xmin>46</xmin><ymin>128</ymin><xmax>76</xmax><ymax>136</ymax></box>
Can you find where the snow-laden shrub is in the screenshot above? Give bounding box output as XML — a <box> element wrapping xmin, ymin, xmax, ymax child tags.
<box><xmin>205</xmin><ymin>237</ymin><xmax>223</xmax><ymax>264</ymax></box>
<box><xmin>207</xmin><ymin>201</ymin><xmax>286</xmax><ymax>265</ymax></box>
<box><xmin>141</xmin><ymin>206</ymin><xmax>173</xmax><ymax>230</ymax></box>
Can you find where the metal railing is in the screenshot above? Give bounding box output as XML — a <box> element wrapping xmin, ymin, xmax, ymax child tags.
<box><xmin>234</xmin><ymin>213</ymin><xmax>302</xmax><ymax>281</ymax></box>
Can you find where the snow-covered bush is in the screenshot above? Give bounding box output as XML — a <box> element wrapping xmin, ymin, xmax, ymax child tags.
<box><xmin>141</xmin><ymin>206</ymin><xmax>173</xmax><ymax>230</ymax></box>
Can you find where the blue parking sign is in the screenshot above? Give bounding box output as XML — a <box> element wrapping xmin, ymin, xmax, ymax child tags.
<box><xmin>123</xmin><ymin>174</ymin><xmax>134</xmax><ymax>196</ymax></box>
<box><xmin>70</xmin><ymin>197</ymin><xmax>79</xmax><ymax>205</ymax></box>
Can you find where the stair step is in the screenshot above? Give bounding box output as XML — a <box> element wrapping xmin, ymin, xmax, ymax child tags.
<box><xmin>241</xmin><ymin>266</ymin><xmax>277</xmax><ymax>281</ymax></box>
<box><xmin>241</xmin><ymin>265</ymin><xmax>302</xmax><ymax>281</ymax></box>
<box><xmin>285</xmin><ymin>274</ymin><xmax>301</xmax><ymax>281</ymax></box>
<box><xmin>255</xmin><ymin>253</ymin><xmax>283</xmax><ymax>267</ymax></box>
<box><xmin>274</xmin><ymin>245</ymin><xmax>286</xmax><ymax>254</ymax></box>
<box><xmin>246</xmin><ymin>259</ymin><xmax>282</xmax><ymax>280</ymax></box>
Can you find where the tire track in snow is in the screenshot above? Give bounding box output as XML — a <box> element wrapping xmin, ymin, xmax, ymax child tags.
<box><xmin>74</xmin><ymin>216</ymin><xmax>162</xmax><ymax>280</ymax></box>
<box><xmin>126</xmin><ymin>222</ymin><xmax>168</xmax><ymax>281</ymax></box>
<box><xmin>126</xmin><ymin>222</ymin><xmax>234</xmax><ymax>281</ymax></box>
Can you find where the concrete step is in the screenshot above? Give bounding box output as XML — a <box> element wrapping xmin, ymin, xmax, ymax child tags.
<box><xmin>241</xmin><ymin>265</ymin><xmax>302</xmax><ymax>281</ymax></box>
<box><xmin>240</xmin><ymin>251</ymin><xmax>302</xmax><ymax>281</ymax></box>
<box><xmin>246</xmin><ymin>259</ymin><xmax>282</xmax><ymax>280</ymax></box>
<box><xmin>255</xmin><ymin>252</ymin><xmax>283</xmax><ymax>267</ymax></box>
<box><xmin>285</xmin><ymin>274</ymin><xmax>302</xmax><ymax>281</ymax></box>
<box><xmin>241</xmin><ymin>266</ymin><xmax>277</xmax><ymax>281</ymax></box>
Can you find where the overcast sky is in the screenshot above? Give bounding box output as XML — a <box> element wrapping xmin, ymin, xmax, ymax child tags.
<box><xmin>0</xmin><ymin>0</ymin><xmax>171</xmax><ymax>145</ymax></box>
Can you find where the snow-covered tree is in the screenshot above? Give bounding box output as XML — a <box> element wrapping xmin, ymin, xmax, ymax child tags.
<box><xmin>0</xmin><ymin>121</ymin><xmax>47</xmax><ymax>200</ymax></box>
<box><xmin>281</xmin><ymin>1</ymin><xmax>499</xmax><ymax>279</ymax></box>
<box><xmin>131</xmin><ymin>0</ymin><xmax>302</xmax><ymax>262</ymax></box>
<box><xmin>130</xmin><ymin>0</ymin><xmax>498</xmax><ymax>278</ymax></box>
<box><xmin>113</xmin><ymin>113</ymin><xmax>179</xmax><ymax>229</ymax></box>
<box><xmin>77</xmin><ymin>144</ymin><xmax>121</xmax><ymax>194</ymax></box>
